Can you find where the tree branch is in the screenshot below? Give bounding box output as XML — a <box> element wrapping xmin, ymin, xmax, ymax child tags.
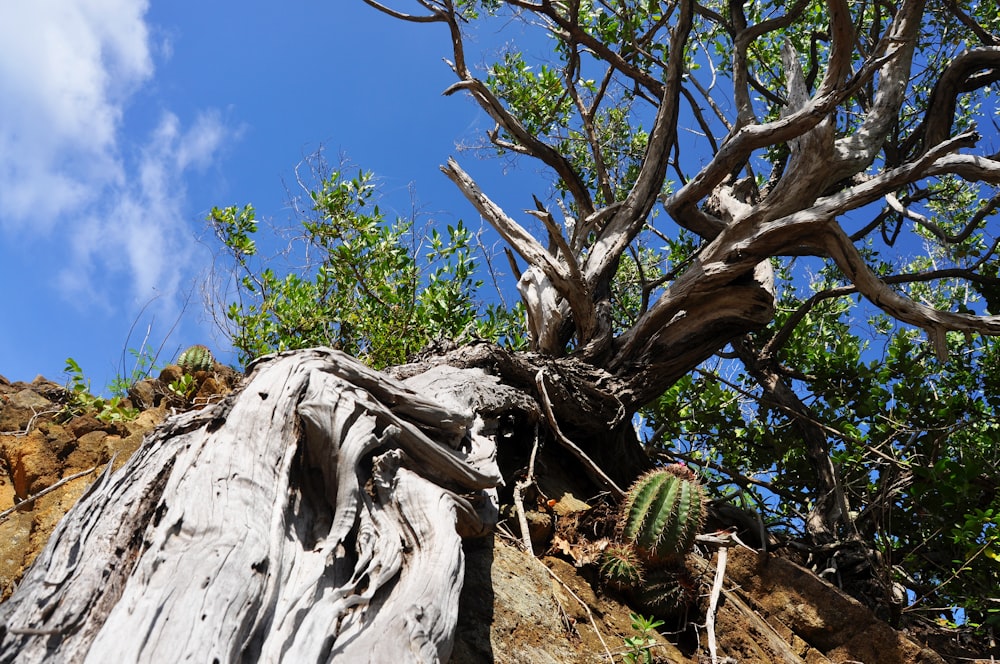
<box><xmin>441</xmin><ymin>158</ymin><xmax>596</xmax><ymax>350</ymax></box>
<box><xmin>582</xmin><ymin>0</ymin><xmax>694</xmax><ymax>288</ymax></box>
<box><xmin>912</xmin><ymin>47</ymin><xmax>1000</xmax><ymax>157</ymax></box>
<box><xmin>361</xmin><ymin>0</ymin><xmax>446</xmax><ymax>22</ymax></box>
<box><xmin>830</xmin><ymin>0</ymin><xmax>925</xmax><ymax>179</ymax></box>
<box><xmin>666</xmin><ymin>0</ymin><xmax>855</xmax><ymax>220</ymax></box>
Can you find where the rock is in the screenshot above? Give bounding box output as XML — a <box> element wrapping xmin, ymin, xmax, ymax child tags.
<box><xmin>0</xmin><ymin>389</ymin><xmax>57</xmax><ymax>433</ymax></box>
<box><xmin>39</xmin><ymin>421</ymin><xmax>76</xmax><ymax>458</ymax></box>
<box><xmin>453</xmin><ymin>537</ymin><xmax>685</xmax><ymax>663</ymax></box>
<box><xmin>128</xmin><ymin>379</ymin><xmax>158</xmax><ymax>409</ymax></box>
<box><xmin>67</xmin><ymin>413</ymin><xmax>105</xmax><ymax>438</ymax></box>
<box><xmin>1</xmin><ymin>430</ymin><xmax>60</xmax><ymax>498</ymax></box>
<box><xmin>0</xmin><ymin>373</ymin><xmax>213</xmax><ymax>602</ymax></box>
<box><xmin>157</xmin><ymin>364</ymin><xmax>183</xmax><ymax>387</ymax></box>
<box><xmin>713</xmin><ymin>547</ymin><xmax>948</xmax><ymax>664</ymax></box>
<box><xmin>0</xmin><ymin>510</ymin><xmax>32</xmax><ymax>599</ymax></box>
<box><xmin>65</xmin><ymin>430</ymin><xmax>109</xmax><ymax>469</ymax></box>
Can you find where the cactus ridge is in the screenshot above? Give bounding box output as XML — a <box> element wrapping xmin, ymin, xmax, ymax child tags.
<box><xmin>635</xmin><ymin>567</ymin><xmax>697</xmax><ymax>616</ymax></box>
<box><xmin>621</xmin><ymin>471</ymin><xmax>666</xmax><ymax>543</ymax></box>
<box><xmin>177</xmin><ymin>345</ymin><xmax>215</xmax><ymax>372</ymax></box>
<box><xmin>599</xmin><ymin>543</ymin><xmax>645</xmax><ymax>590</ymax></box>
<box><xmin>621</xmin><ymin>468</ymin><xmax>705</xmax><ymax>560</ymax></box>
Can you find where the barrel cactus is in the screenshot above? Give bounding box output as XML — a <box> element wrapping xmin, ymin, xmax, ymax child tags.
<box><xmin>177</xmin><ymin>345</ymin><xmax>215</xmax><ymax>373</ymax></box>
<box><xmin>619</xmin><ymin>464</ymin><xmax>706</xmax><ymax>562</ymax></box>
<box><xmin>633</xmin><ymin>567</ymin><xmax>699</xmax><ymax>617</ymax></box>
<box><xmin>599</xmin><ymin>542</ymin><xmax>645</xmax><ymax>590</ymax></box>
<box><xmin>599</xmin><ymin>464</ymin><xmax>706</xmax><ymax>618</ymax></box>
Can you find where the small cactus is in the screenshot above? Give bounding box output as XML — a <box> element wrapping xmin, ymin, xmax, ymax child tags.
<box><xmin>634</xmin><ymin>567</ymin><xmax>698</xmax><ymax>617</ymax></box>
<box><xmin>620</xmin><ymin>464</ymin><xmax>706</xmax><ymax>562</ymax></box>
<box><xmin>600</xmin><ymin>542</ymin><xmax>646</xmax><ymax>590</ymax></box>
<box><xmin>177</xmin><ymin>345</ymin><xmax>214</xmax><ymax>372</ymax></box>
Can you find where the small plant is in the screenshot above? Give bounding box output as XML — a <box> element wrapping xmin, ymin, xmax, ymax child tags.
<box><xmin>61</xmin><ymin>358</ymin><xmax>139</xmax><ymax>424</ymax></box>
<box><xmin>621</xmin><ymin>612</ymin><xmax>664</xmax><ymax>664</ymax></box>
<box><xmin>168</xmin><ymin>373</ymin><xmax>197</xmax><ymax>400</ymax></box>
<box><xmin>177</xmin><ymin>345</ymin><xmax>215</xmax><ymax>372</ymax></box>
<box><xmin>109</xmin><ymin>344</ymin><xmax>161</xmax><ymax>398</ymax></box>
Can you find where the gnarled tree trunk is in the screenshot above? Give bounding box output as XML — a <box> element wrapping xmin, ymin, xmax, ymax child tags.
<box><xmin>0</xmin><ymin>348</ymin><xmax>512</xmax><ymax>663</ymax></box>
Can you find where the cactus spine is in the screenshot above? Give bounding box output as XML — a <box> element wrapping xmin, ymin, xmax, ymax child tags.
<box><xmin>177</xmin><ymin>345</ymin><xmax>215</xmax><ymax>372</ymax></box>
<box><xmin>620</xmin><ymin>465</ymin><xmax>706</xmax><ymax>562</ymax></box>
<box><xmin>634</xmin><ymin>567</ymin><xmax>698</xmax><ymax>616</ymax></box>
<box><xmin>599</xmin><ymin>542</ymin><xmax>645</xmax><ymax>590</ymax></box>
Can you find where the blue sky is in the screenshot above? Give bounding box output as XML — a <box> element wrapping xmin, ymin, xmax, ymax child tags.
<box><xmin>0</xmin><ymin>1</ymin><xmax>537</xmax><ymax>390</ymax></box>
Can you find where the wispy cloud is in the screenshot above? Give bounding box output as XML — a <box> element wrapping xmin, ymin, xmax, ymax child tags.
<box><xmin>0</xmin><ymin>0</ymin><xmax>238</xmax><ymax>315</ymax></box>
<box><xmin>0</xmin><ymin>0</ymin><xmax>152</xmax><ymax>227</ymax></box>
<box><xmin>58</xmin><ymin>110</ymin><xmax>236</xmax><ymax>311</ymax></box>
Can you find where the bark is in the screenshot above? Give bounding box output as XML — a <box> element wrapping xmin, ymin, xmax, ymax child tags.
<box><xmin>0</xmin><ymin>348</ymin><xmax>510</xmax><ymax>663</ymax></box>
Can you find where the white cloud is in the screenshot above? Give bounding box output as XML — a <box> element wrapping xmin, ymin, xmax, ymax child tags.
<box><xmin>57</xmin><ymin>111</ymin><xmax>234</xmax><ymax>310</ymax></box>
<box><xmin>0</xmin><ymin>0</ymin><xmax>238</xmax><ymax>320</ymax></box>
<box><xmin>0</xmin><ymin>0</ymin><xmax>153</xmax><ymax>226</ymax></box>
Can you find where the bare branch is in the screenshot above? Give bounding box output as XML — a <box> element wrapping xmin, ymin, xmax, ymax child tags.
<box><xmin>822</xmin><ymin>222</ymin><xmax>1000</xmax><ymax>339</ymax></box>
<box><xmin>913</xmin><ymin>47</ymin><xmax>1000</xmax><ymax>156</ymax></box>
<box><xmin>583</xmin><ymin>0</ymin><xmax>695</xmax><ymax>287</ymax></box>
<box><xmin>438</xmin><ymin>2</ymin><xmax>596</xmax><ymax>217</ymax></box>
<box><xmin>441</xmin><ymin>158</ymin><xmax>597</xmax><ymax>349</ymax></box>
<box><xmin>361</xmin><ymin>0</ymin><xmax>446</xmax><ymax>22</ymax></box>
<box><xmin>830</xmin><ymin>0</ymin><xmax>925</xmax><ymax>179</ymax></box>
<box><xmin>667</xmin><ymin>0</ymin><xmax>855</xmax><ymax>221</ymax></box>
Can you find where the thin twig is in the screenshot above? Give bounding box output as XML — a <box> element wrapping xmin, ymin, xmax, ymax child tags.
<box><xmin>535</xmin><ymin>370</ymin><xmax>625</xmax><ymax>500</ymax></box>
<box><xmin>706</xmin><ymin>546</ymin><xmax>728</xmax><ymax>664</ymax></box>
<box><xmin>1</xmin><ymin>407</ymin><xmax>62</xmax><ymax>438</ymax></box>
<box><xmin>513</xmin><ymin>424</ymin><xmax>541</xmax><ymax>555</ymax></box>
<box><xmin>0</xmin><ymin>465</ymin><xmax>99</xmax><ymax>524</ymax></box>
<box><xmin>540</xmin><ymin>562</ymin><xmax>614</xmax><ymax>662</ymax></box>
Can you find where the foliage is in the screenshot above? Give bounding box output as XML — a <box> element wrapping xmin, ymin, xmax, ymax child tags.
<box><xmin>167</xmin><ymin>373</ymin><xmax>197</xmax><ymax>401</ymax></box>
<box><xmin>620</xmin><ymin>612</ymin><xmax>664</xmax><ymax>664</ymax></box>
<box><xmin>645</xmin><ymin>266</ymin><xmax>1000</xmax><ymax>632</ymax></box>
<box><xmin>358</xmin><ymin>0</ymin><xmax>1000</xmax><ymax>646</ymax></box>
<box><xmin>396</xmin><ymin>0</ymin><xmax>1000</xmax><ymax>639</ymax></box>
<box><xmin>209</xmin><ymin>160</ymin><xmax>526</xmax><ymax>369</ymax></box>
<box><xmin>61</xmin><ymin>358</ymin><xmax>139</xmax><ymax>425</ymax></box>
<box><xmin>108</xmin><ymin>344</ymin><xmax>162</xmax><ymax>400</ymax></box>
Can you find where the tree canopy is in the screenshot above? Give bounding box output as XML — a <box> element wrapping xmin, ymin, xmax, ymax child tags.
<box><xmin>212</xmin><ymin>0</ymin><xmax>999</xmax><ymax>646</ymax></box>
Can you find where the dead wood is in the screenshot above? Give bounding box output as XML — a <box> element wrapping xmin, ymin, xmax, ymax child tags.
<box><xmin>0</xmin><ymin>348</ymin><xmax>505</xmax><ymax>663</ymax></box>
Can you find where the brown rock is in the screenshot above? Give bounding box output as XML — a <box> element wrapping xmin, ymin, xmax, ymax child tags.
<box><xmin>128</xmin><ymin>379</ymin><xmax>158</xmax><ymax>409</ymax></box>
<box><xmin>0</xmin><ymin>510</ymin><xmax>33</xmax><ymax>600</ymax></box>
<box><xmin>67</xmin><ymin>413</ymin><xmax>105</xmax><ymax>438</ymax></box>
<box><xmin>39</xmin><ymin>421</ymin><xmax>76</xmax><ymax>458</ymax></box>
<box><xmin>158</xmin><ymin>364</ymin><xmax>183</xmax><ymax>387</ymax></box>
<box><xmin>65</xmin><ymin>430</ymin><xmax>109</xmax><ymax>469</ymax></box>
<box><xmin>194</xmin><ymin>376</ymin><xmax>225</xmax><ymax>402</ymax></box>
<box><xmin>1</xmin><ymin>430</ymin><xmax>61</xmax><ymax>498</ymax></box>
<box><xmin>0</xmin><ymin>389</ymin><xmax>57</xmax><ymax>433</ymax></box>
<box><xmin>718</xmin><ymin>547</ymin><xmax>947</xmax><ymax>664</ymax></box>
<box><xmin>0</xmin><ymin>375</ymin><xmax>170</xmax><ymax>602</ymax></box>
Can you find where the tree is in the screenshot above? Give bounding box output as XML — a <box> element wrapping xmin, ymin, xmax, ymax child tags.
<box><xmin>2</xmin><ymin>0</ymin><xmax>999</xmax><ymax>659</ymax></box>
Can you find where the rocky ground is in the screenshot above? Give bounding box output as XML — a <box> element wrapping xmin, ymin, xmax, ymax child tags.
<box><xmin>0</xmin><ymin>363</ymin><xmax>993</xmax><ymax>663</ymax></box>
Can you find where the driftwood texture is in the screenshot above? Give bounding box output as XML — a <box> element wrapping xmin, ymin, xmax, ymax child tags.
<box><xmin>0</xmin><ymin>348</ymin><xmax>503</xmax><ymax>663</ymax></box>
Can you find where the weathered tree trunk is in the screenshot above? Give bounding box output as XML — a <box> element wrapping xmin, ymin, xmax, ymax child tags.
<box><xmin>0</xmin><ymin>348</ymin><xmax>512</xmax><ymax>663</ymax></box>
